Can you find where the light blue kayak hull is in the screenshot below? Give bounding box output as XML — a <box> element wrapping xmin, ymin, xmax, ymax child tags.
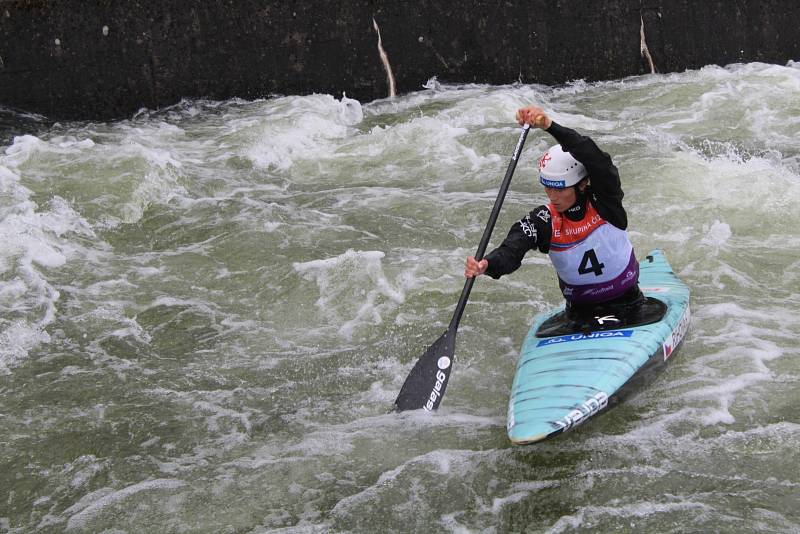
<box><xmin>507</xmin><ymin>249</ymin><xmax>690</xmax><ymax>445</ymax></box>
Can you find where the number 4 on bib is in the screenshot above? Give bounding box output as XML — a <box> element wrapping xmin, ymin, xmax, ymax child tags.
<box><xmin>578</xmin><ymin>249</ymin><xmax>605</xmax><ymax>276</ymax></box>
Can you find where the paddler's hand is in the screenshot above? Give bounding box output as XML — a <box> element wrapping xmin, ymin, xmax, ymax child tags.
<box><xmin>465</xmin><ymin>256</ymin><xmax>488</xmax><ymax>278</ymax></box>
<box><xmin>516</xmin><ymin>105</ymin><xmax>552</xmax><ymax>130</ymax></box>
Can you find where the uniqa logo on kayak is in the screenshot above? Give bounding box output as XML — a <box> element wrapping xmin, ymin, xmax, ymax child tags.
<box><xmin>536</xmin><ymin>330</ymin><xmax>634</xmax><ymax>347</ymax></box>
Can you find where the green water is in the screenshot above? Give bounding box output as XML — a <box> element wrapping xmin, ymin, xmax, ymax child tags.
<box><xmin>1</xmin><ymin>62</ymin><xmax>799</xmax><ymax>533</ymax></box>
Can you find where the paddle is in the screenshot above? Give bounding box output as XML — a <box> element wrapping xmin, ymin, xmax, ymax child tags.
<box><xmin>393</xmin><ymin>123</ymin><xmax>531</xmax><ymax>412</ymax></box>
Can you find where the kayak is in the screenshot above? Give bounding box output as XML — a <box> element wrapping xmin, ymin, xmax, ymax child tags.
<box><xmin>506</xmin><ymin>249</ymin><xmax>690</xmax><ymax>445</ymax></box>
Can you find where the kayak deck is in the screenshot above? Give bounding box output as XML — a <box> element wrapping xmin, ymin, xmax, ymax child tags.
<box><xmin>507</xmin><ymin>249</ymin><xmax>690</xmax><ymax>444</ymax></box>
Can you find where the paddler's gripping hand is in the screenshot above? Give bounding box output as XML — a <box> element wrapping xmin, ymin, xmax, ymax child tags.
<box><xmin>516</xmin><ymin>105</ymin><xmax>552</xmax><ymax>130</ymax></box>
<box><xmin>465</xmin><ymin>256</ymin><xmax>489</xmax><ymax>278</ymax></box>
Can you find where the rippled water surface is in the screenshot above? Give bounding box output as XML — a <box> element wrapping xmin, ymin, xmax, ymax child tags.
<box><xmin>1</xmin><ymin>62</ymin><xmax>799</xmax><ymax>533</ymax></box>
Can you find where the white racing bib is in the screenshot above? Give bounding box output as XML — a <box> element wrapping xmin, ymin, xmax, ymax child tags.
<box><xmin>547</xmin><ymin>203</ymin><xmax>638</xmax><ymax>303</ymax></box>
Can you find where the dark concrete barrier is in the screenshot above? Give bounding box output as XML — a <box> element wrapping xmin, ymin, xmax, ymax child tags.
<box><xmin>1</xmin><ymin>0</ymin><xmax>799</xmax><ymax>120</ymax></box>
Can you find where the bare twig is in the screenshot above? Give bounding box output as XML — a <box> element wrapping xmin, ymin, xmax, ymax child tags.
<box><xmin>372</xmin><ymin>17</ymin><xmax>396</xmax><ymax>97</ymax></box>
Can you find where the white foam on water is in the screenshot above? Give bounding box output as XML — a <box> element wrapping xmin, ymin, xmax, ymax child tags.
<box><xmin>581</xmin><ymin>420</ymin><xmax>800</xmax><ymax>518</ymax></box>
<box><xmin>0</xmin><ymin>163</ymin><xmax>99</xmax><ymax>372</ymax></box>
<box><xmin>4</xmin><ymin>133</ymin><xmax>51</xmax><ymax>166</ymax></box>
<box><xmin>696</xmin><ymin>301</ymin><xmax>796</xmax><ymax>327</ymax></box>
<box><xmin>587</xmin><ymin>293</ymin><xmax>796</xmax><ymax>448</ymax></box>
<box><xmin>241</xmin><ymin>94</ymin><xmax>363</xmax><ymax>170</ymax></box>
<box><xmin>490</xmin><ymin>480</ymin><xmax>560</xmax><ymax>514</ymax></box>
<box><xmin>62</xmin><ymin>454</ymin><xmax>110</xmax><ymax>489</ymax></box>
<box><xmin>338</xmin><ymin>94</ymin><xmax>364</xmax><ymax>125</ymax></box>
<box><xmin>254</xmin><ymin>406</ymin><xmax>501</xmax><ymax>469</ymax></box>
<box><xmin>144</xmin><ymin>295</ymin><xmax>220</xmax><ymax>317</ymax></box>
<box><xmin>548</xmin><ymin>500</ymin><xmax>713</xmax><ymax>533</ymax></box>
<box><xmin>644</xmin><ymin>141</ymin><xmax>795</xmax><ymax>218</ymax></box>
<box><xmin>98</xmin><ymin>138</ymin><xmax>187</xmax><ymax>226</ymax></box>
<box><xmin>422</xmin><ymin>76</ymin><xmax>443</xmax><ymax>91</ymax></box>
<box><xmin>707</xmin><ymin>421</ymin><xmax>800</xmax><ymax>450</ymax></box>
<box><xmin>0</xmin><ymin>321</ymin><xmax>52</xmax><ymax>373</ymax></box>
<box><xmin>685</xmin><ymin>347</ymin><xmax>783</xmax><ymax>425</ymax></box>
<box><xmin>707</xmin><ymin>259</ymin><xmax>759</xmax><ymax>291</ymax></box>
<box><xmin>330</xmin><ymin>448</ymin><xmax>483</xmax><ymax>516</ymax></box>
<box><xmin>347</xmin><ymin>117</ymin><xmax>480</xmax><ymax>173</ymax></box>
<box><xmin>63</xmin><ymin>478</ymin><xmax>186</xmax><ymax>530</ymax></box>
<box><xmin>3</xmin><ymin>63</ymin><xmax>800</xmax><ymax>533</ymax></box>
<box><xmin>5</xmin><ymin>123</ymin><xmax>192</xmax><ymax>229</ymax></box>
<box><xmin>365</xmin><ymin>82</ymin><xmax>487</xmax><ymax>117</ymax></box>
<box><xmin>423</xmin><ymin>85</ymin><xmax>548</xmax><ymax>130</ymax></box>
<box><xmin>321</xmin><ymin>98</ymin><xmax>546</xmax><ymax>190</ymax></box>
<box><xmin>138</xmin><ymin>386</ymin><xmax>258</xmax><ymax>467</ymax></box>
<box><xmin>192</xmin><ymin>399</ymin><xmax>253</xmax><ymax>436</ymax></box>
<box><xmin>293</xmin><ymin>249</ymin><xmax>405</xmax><ymax>339</ymax></box>
<box><xmin>700</xmin><ymin>220</ymin><xmax>731</xmax><ymax>250</ymax></box>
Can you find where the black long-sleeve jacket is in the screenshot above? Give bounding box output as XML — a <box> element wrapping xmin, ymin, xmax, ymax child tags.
<box><xmin>484</xmin><ymin>122</ymin><xmax>627</xmax><ymax>279</ymax></box>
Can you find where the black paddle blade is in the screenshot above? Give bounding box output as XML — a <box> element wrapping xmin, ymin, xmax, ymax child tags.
<box><xmin>393</xmin><ymin>329</ymin><xmax>455</xmax><ymax>412</ymax></box>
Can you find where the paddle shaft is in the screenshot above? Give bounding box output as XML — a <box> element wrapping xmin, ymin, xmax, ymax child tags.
<box><xmin>392</xmin><ymin>124</ymin><xmax>531</xmax><ymax>412</ymax></box>
<box><xmin>449</xmin><ymin>124</ymin><xmax>530</xmax><ymax>331</ymax></box>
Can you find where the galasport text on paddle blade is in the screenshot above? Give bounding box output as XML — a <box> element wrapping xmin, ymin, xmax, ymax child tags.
<box><xmin>393</xmin><ymin>330</ymin><xmax>454</xmax><ymax>412</ymax></box>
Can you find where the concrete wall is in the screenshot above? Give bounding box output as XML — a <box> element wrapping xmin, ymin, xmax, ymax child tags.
<box><xmin>1</xmin><ymin>0</ymin><xmax>799</xmax><ymax>120</ymax></box>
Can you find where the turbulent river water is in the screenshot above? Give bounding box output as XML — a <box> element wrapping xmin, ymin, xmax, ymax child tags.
<box><xmin>1</xmin><ymin>62</ymin><xmax>799</xmax><ymax>533</ymax></box>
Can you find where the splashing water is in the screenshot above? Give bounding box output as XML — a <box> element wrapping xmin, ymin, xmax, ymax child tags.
<box><xmin>1</xmin><ymin>65</ymin><xmax>799</xmax><ymax>532</ymax></box>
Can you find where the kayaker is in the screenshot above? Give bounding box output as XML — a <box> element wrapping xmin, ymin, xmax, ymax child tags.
<box><xmin>464</xmin><ymin>105</ymin><xmax>644</xmax><ymax>320</ymax></box>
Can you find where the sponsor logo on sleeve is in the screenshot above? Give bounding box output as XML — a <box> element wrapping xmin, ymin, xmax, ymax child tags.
<box><xmin>536</xmin><ymin>208</ymin><xmax>551</xmax><ymax>224</ymax></box>
<box><xmin>520</xmin><ymin>215</ymin><xmax>536</xmax><ymax>239</ymax></box>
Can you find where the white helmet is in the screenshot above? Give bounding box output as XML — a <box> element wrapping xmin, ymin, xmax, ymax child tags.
<box><xmin>538</xmin><ymin>144</ymin><xmax>587</xmax><ymax>188</ymax></box>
